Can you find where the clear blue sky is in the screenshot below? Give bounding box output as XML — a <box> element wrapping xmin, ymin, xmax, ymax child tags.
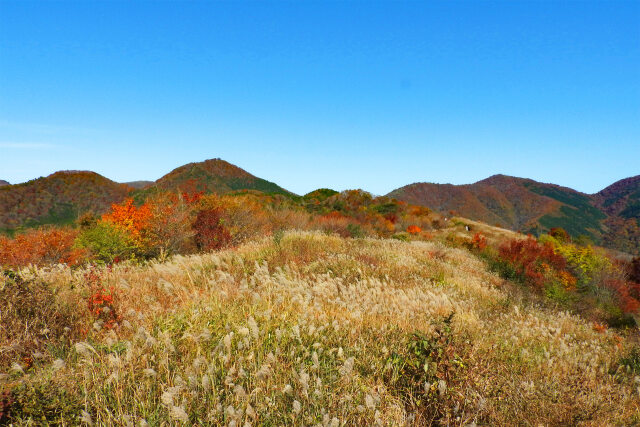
<box><xmin>1</xmin><ymin>1</ymin><xmax>638</xmax><ymax>195</ymax></box>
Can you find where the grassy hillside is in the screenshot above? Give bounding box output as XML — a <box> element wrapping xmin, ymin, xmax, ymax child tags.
<box><xmin>1</xmin><ymin>231</ymin><xmax>638</xmax><ymax>425</ymax></box>
<box><xmin>0</xmin><ymin>180</ymin><xmax>9</xmax><ymax>187</ymax></box>
<box><xmin>0</xmin><ymin>171</ymin><xmax>131</xmax><ymax>234</ymax></box>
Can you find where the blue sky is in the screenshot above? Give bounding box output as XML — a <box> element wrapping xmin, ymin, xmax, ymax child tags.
<box><xmin>1</xmin><ymin>1</ymin><xmax>638</xmax><ymax>195</ymax></box>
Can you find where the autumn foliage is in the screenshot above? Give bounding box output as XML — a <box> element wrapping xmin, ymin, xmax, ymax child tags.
<box><xmin>85</xmin><ymin>269</ymin><xmax>119</xmax><ymax>330</ymax></box>
<box><xmin>498</xmin><ymin>237</ymin><xmax>567</xmax><ymax>288</ymax></box>
<box><xmin>470</xmin><ymin>232</ymin><xmax>487</xmax><ymax>250</ymax></box>
<box><xmin>0</xmin><ymin>228</ymin><xmax>85</xmax><ymax>268</ymax></box>
<box><xmin>407</xmin><ymin>225</ymin><xmax>422</xmax><ymax>234</ymax></box>
<box><xmin>193</xmin><ymin>208</ymin><xmax>231</xmax><ymax>251</ymax></box>
<box><xmin>101</xmin><ymin>198</ymin><xmax>152</xmax><ymax>245</ymax></box>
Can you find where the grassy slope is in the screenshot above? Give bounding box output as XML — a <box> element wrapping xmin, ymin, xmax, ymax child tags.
<box><xmin>2</xmin><ymin>232</ymin><xmax>637</xmax><ymax>425</ymax></box>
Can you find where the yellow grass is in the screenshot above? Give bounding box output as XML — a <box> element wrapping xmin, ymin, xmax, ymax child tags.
<box><xmin>1</xmin><ymin>231</ymin><xmax>638</xmax><ymax>425</ymax></box>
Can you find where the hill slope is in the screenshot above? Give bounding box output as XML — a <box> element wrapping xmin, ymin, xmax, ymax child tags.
<box><xmin>151</xmin><ymin>158</ymin><xmax>292</xmax><ymax>196</ymax></box>
<box><xmin>0</xmin><ymin>180</ymin><xmax>9</xmax><ymax>187</ymax></box>
<box><xmin>0</xmin><ymin>171</ymin><xmax>131</xmax><ymax>232</ymax></box>
<box><xmin>123</xmin><ymin>180</ymin><xmax>154</xmax><ymax>189</ymax></box>
<box><xmin>388</xmin><ymin>174</ymin><xmax>607</xmax><ymax>240</ymax></box>
<box><xmin>3</xmin><ymin>231</ymin><xmax>637</xmax><ymax>424</ymax></box>
<box><xmin>594</xmin><ymin>175</ymin><xmax>640</xmax><ymax>221</ymax></box>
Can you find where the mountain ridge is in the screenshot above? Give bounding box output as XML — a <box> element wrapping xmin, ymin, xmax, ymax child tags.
<box><xmin>388</xmin><ymin>174</ymin><xmax>639</xmax><ymax>254</ymax></box>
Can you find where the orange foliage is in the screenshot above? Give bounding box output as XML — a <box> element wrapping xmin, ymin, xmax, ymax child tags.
<box><xmin>470</xmin><ymin>232</ymin><xmax>487</xmax><ymax>250</ymax></box>
<box><xmin>407</xmin><ymin>225</ymin><xmax>422</xmax><ymax>234</ymax></box>
<box><xmin>592</xmin><ymin>322</ymin><xmax>607</xmax><ymax>333</ymax></box>
<box><xmin>102</xmin><ymin>198</ymin><xmax>151</xmax><ymax>244</ymax></box>
<box><xmin>0</xmin><ymin>228</ymin><xmax>85</xmax><ymax>268</ymax></box>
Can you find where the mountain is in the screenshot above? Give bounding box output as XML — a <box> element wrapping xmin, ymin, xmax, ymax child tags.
<box><xmin>150</xmin><ymin>158</ymin><xmax>292</xmax><ymax>196</ymax></box>
<box><xmin>593</xmin><ymin>175</ymin><xmax>640</xmax><ymax>220</ymax></box>
<box><xmin>0</xmin><ymin>180</ymin><xmax>9</xmax><ymax>187</ymax></box>
<box><xmin>0</xmin><ymin>171</ymin><xmax>131</xmax><ymax>233</ymax></box>
<box><xmin>388</xmin><ymin>174</ymin><xmax>640</xmax><ymax>253</ymax></box>
<box><xmin>123</xmin><ymin>180</ymin><xmax>154</xmax><ymax>189</ymax></box>
<box><xmin>0</xmin><ymin>159</ymin><xmax>293</xmax><ymax>234</ymax></box>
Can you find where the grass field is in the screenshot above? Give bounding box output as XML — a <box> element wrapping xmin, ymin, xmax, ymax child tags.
<box><xmin>1</xmin><ymin>231</ymin><xmax>639</xmax><ymax>425</ymax></box>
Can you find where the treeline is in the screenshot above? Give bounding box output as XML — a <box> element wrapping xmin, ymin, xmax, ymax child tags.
<box><xmin>0</xmin><ymin>189</ymin><xmax>439</xmax><ymax>268</ymax></box>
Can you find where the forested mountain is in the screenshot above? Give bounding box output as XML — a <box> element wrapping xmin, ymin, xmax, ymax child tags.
<box><xmin>389</xmin><ymin>174</ymin><xmax>640</xmax><ymax>254</ymax></box>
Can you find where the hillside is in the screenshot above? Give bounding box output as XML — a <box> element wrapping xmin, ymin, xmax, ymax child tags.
<box><xmin>123</xmin><ymin>180</ymin><xmax>154</xmax><ymax>189</ymax></box>
<box><xmin>0</xmin><ymin>171</ymin><xmax>131</xmax><ymax>233</ymax></box>
<box><xmin>150</xmin><ymin>158</ymin><xmax>292</xmax><ymax>196</ymax></box>
<box><xmin>594</xmin><ymin>175</ymin><xmax>640</xmax><ymax>220</ymax></box>
<box><xmin>388</xmin><ymin>174</ymin><xmax>640</xmax><ymax>252</ymax></box>
<box><xmin>0</xmin><ymin>180</ymin><xmax>9</xmax><ymax>187</ymax></box>
<box><xmin>2</xmin><ymin>231</ymin><xmax>638</xmax><ymax>425</ymax></box>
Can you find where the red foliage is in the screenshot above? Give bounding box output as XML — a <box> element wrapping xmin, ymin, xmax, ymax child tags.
<box><xmin>407</xmin><ymin>225</ymin><xmax>422</xmax><ymax>234</ymax></box>
<box><xmin>192</xmin><ymin>208</ymin><xmax>232</xmax><ymax>251</ymax></box>
<box><xmin>603</xmin><ymin>278</ymin><xmax>640</xmax><ymax>313</ymax></box>
<box><xmin>182</xmin><ymin>190</ymin><xmax>204</xmax><ymax>205</ymax></box>
<box><xmin>498</xmin><ymin>237</ymin><xmax>567</xmax><ymax>288</ymax></box>
<box><xmin>85</xmin><ymin>269</ymin><xmax>119</xmax><ymax>330</ymax></box>
<box><xmin>470</xmin><ymin>232</ymin><xmax>487</xmax><ymax>250</ymax></box>
<box><xmin>629</xmin><ymin>257</ymin><xmax>640</xmax><ymax>284</ymax></box>
<box><xmin>0</xmin><ymin>228</ymin><xmax>85</xmax><ymax>268</ymax></box>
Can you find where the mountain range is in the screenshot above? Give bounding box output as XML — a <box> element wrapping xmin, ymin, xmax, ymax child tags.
<box><xmin>388</xmin><ymin>174</ymin><xmax>640</xmax><ymax>253</ymax></box>
<box><xmin>1</xmin><ymin>159</ymin><xmax>638</xmax><ymax>253</ymax></box>
<box><xmin>0</xmin><ymin>159</ymin><xmax>290</xmax><ymax>235</ymax></box>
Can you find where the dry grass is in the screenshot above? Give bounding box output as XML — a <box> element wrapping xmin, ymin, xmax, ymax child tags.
<box><xmin>1</xmin><ymin>231</ymin><xmax>638</xmax><ymax>425</ymax></box>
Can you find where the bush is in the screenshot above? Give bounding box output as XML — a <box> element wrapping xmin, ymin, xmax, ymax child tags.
<box><xmin>498</xmin><ymin>237</ymin><xmax>567</xmax><ymax>289</ymax></box>
<box><xmin>407</xmin><ymin>225</ymin><xmax>422</xmax><ymax>234</ymax></box>
<box><xmin>384</xmin><ymin>313</ymin><xmax>465</xmax><ymax>422</ymax></box>
<box><xmin>392</xmin><ymin>232</ymin><xmax>410</xmax><ymax>241</ymax></box>
<box><xmin>76</xmin><ymin>221</ymin><xmax>136</xmax><ymax>263</ymax></box>
<box><xmin>192</xmin><ymin>207</ymin><xmax>232</xmax><ymax>251</ymax></box>
<box><xmin>0</xmin><ymin>228</ymin><xmax>85</xmax><ymax>268</ymax></box>
<box><xmin>7</xmin><ymin>382</ymin><xmax>83</xmax><ymax>424</ymax></box>
<box><xmin>0</xmin><ymin>270</ymin><xmax>82</xmax><ymax>369</ymax></box>
<box><xmin>346</xmin><ymin>223</ymin><xmax>365</xmax><ymax>238</ymax></box>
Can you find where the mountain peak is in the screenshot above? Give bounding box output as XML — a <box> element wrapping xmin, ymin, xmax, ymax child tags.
<box><xmin>153</xmin><ymin>158</ymin><xmax>293</xmax><ymax>196</ymax></box>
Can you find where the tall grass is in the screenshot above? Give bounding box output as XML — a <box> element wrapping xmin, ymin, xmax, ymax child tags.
<box><xmin>1</xmin><ymin>231</ymin><xmax>638</xmax><ymax>425</ymax></box>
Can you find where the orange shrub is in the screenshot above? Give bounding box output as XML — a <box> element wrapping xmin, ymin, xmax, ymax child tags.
<box><xmin>407</xmin><ymin>225</ymin><xmax>422</xmax><ymax>234</ymax></box>
<box><xmin>498</xmin><ymin>237</ymin><xmax>567</xmax><ymax>288</ymax></box>
<box><xmin>470</xmin><ymin>232</ymin><xmax>487</xmax><ymax>250</ymax></box>
<box><xmin>0</xmin><ymin>228</ymin><xmax>85</xmax><ymax>268</ymax></box>
<box><xmin>102</xmin><ymin>198</ymin><xmax>152</xmax><ymax>246</ymax></box>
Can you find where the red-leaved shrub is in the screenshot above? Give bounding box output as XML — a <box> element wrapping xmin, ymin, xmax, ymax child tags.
<box><xmin>498</xmin><ymin>237</ymin><xmax>566</xmax><ymax>288</ymax></box>
<box><xmin>193</xmin><ymin>208</ymin><xmax>232</xmax><ymax>251</ymax></box>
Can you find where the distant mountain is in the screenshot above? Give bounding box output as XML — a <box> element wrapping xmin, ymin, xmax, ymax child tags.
<box><xmin>0</xmin><ymin>159</ymin><xmax>293</xmax><ymax>234</ymax></box>
<box><xmin>123</xmin><ymin>180</ymin><xmax>154</xmax><ymax>189</ymax></box>
<box><xmin>0</xmin><ymin>180</ymin><xmax>9</xmax><ymax>187</ymax></box>
<box><xmin>0</xmin><ymin>171</ymin><xmax>131</xmax><ymax>232</ymax></box>
<box><xmin>593</xmin><ymin>175</ymin><xmax>640</xmax><ymax>220</ymax></box>
<box><xmin>388</xmin><ymin>174</ymin><xmax>640</xmax><ymax>254</ymax></box>
<box><xmin>150</xmin><ymin>158</ymin><xmax>293</xmax><ymax>196</ymax></box>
